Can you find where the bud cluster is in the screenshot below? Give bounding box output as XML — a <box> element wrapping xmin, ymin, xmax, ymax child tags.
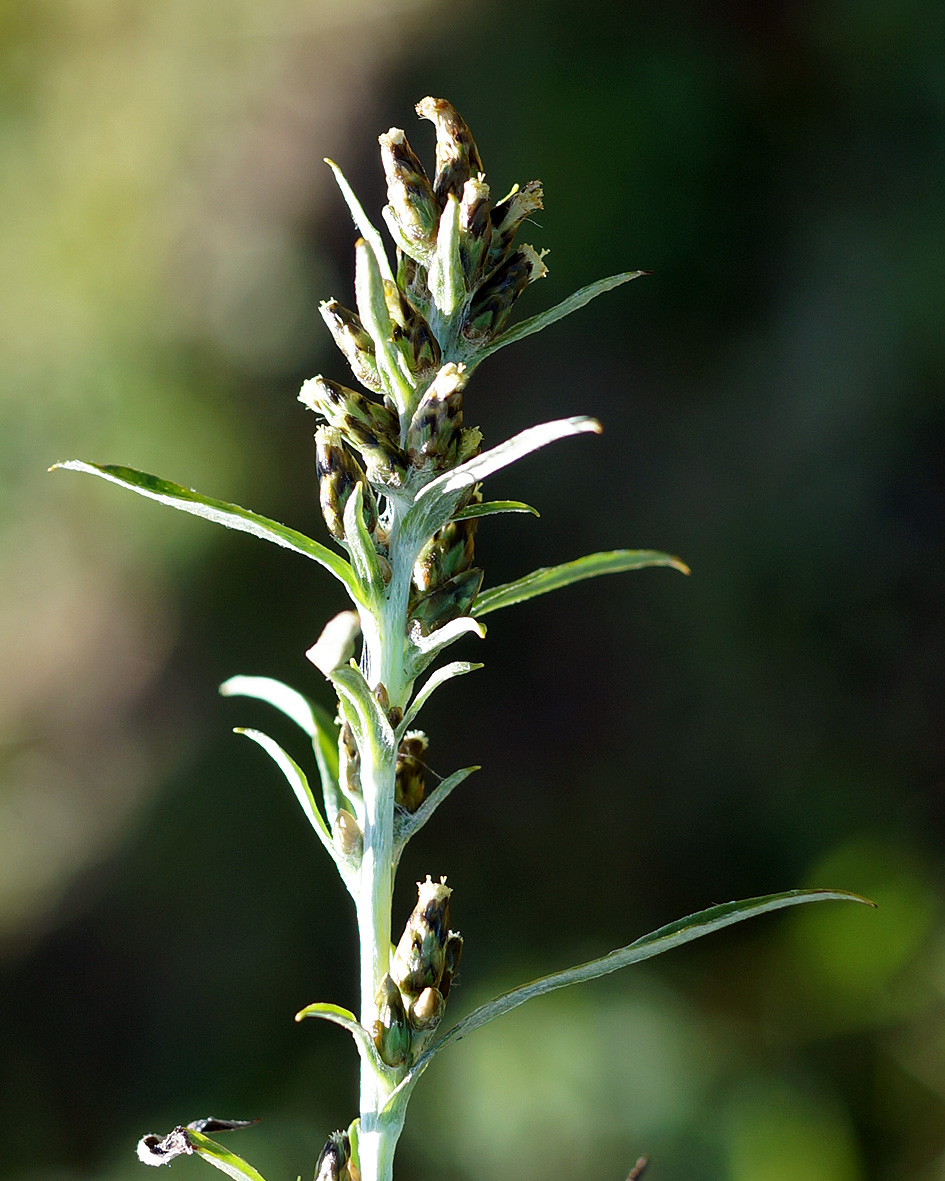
<box><xmin>383</xmin><ymin>97</ymin><xmax>548</xmax><ymax>347</ymax></box>
<box><xmin>371</xmin><ymin>877</ymin><xmax>462</xmax><ymax>1067</ymax></box>
<box><xmin>300</xmin><ymin>99</ymin><xmax>549</xmax><ymax>650</ymax></box>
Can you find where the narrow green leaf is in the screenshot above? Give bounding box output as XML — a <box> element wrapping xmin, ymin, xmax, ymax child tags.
<box><xmin>346</xmin><ymin>1119</ymin><xmax>361</xmax><ymax>1172</ymax></box>
<box><xmin>472</xmin><ymin>271</ymin><xmax>647</xmax><ymax>366</ymax></box>
<box><xmin>429</xmin><ymin>193</ymin><xmax>464</xmax><ymax>318</ymax></box>
<box><xmin>400</xmin><ymin>662</ymin><xmax>483</xmax><ymax>732</ymax></box>
<box><xmin>353</xmin><ymin>239</ymin><xmax>415</xmax><ymax>417</ymax></box>
<box><xmin>403</xmin><ymin>418</ymin><xmax>600</xmax><ymax>552</ymax></box>
<box><xmin>219</xmin><ymin>676</ymin><xmax>341</xmax><ymax>824</ymax></box>
<box><xmin>452</xmin><ymin>500</ymin><xmax>539</xmax><ymax>521</ymax></box>
<box><xmin>325</xmin><ymin>158</ymin><xmax>395</xmax><ymax>282</ymax></box>
<box><xmin>473</xmin><ymin>549</ymin><xmax>690</xmax><ymax>618</ymax></box>
<box><xmin>235</xmin><ymin>729</ymin><xmax>353</xmax><ymax>888</ymax></box>
<box><xmin>294</xmin><ymin>1000</ymin><xmax>359</xmax><ymax>1024</ymax></box>
<box><xmin>294</xmin><ymin>1002</ymin><xmax>383</xmax><ymax>1071</ymax></box>
<box><xmin>394</xmin><ymin>765</ymin><xmax>480</xmax><ymax>859</ymax></box>
<box><xmin>419</xmin><ymin>416</ymin><xmax>601</xmax><ymax>504</ymax></box>
<box><xmin>220</xmin><ymin>675</ymin><xmax>321</xmax><ymax>741</ymax></box>
<box><xmin>187</xmin><ymin>1131</ymin><xmax>269</xmax><ymax>1181</ymax></box>
<box><xmin>406</xmin><ymin>616</ymin><xmax>486</xmax><ymax>682</ymax></box>
<box><xmin>52</xmin><ymin>462</ymin><xmax>360</xmax><ymax>601</ymax></box>
<box><xmin>408</xmin><ymin>889</ymin><xmax>873</xmax><ymax>1081</ymax></box>
<box><xmin>344</xmin><ymin>483</ymin><xmax>385</xmax><ymax>591</ymax></box>
<box><xmin>329</xmin><ymin>664</ymin><xmax>396</xmax><ymax>764</ymax></box>
<box><xmin>310</xmin><ymin>714</ymin><xmax>344</xmax><ymax>826</ymax></box>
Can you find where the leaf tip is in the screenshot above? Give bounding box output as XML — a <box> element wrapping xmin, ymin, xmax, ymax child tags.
<box><xmin>808</xmin><ymin>887</ymin><xmax>876</xmax><ymax>908</ymax></box>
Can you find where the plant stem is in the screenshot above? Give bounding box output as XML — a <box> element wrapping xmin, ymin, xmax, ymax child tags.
<box><xmin>357</xmin><ymin>1108</ymin><xmax>407</xmax><ymax>1181</ymax></box>
<box><xmin>356</xmin><ymin>503</ymin><xmax>416</xmax><ymax>1181</ymax></box>
<box><xmin>355</xmin><ymin>723</ymin><xmax>398</xmax><ymax>1181</ymax></box>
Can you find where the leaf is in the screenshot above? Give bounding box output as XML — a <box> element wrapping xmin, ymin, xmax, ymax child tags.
<box><xmin>406</xmin><ymin>616</ymin><xmax>486</xmax><ymax>682</ymax></box>
<box><xmin>346</xmin><ymin>1119</ymin><xmax>361</xmax><ymax>1171</ymax></box>
<box><xmin>429</xmin><ymin>193</ymin><xmax>464</xmax><ymax>318</ymax></box>
<box><xmin>294</xmin><ymin>999</ymin><xmax>359</xmax><ymax>1024</ymax></box>
<box><xmin>220</xmin><ymin>675</ymin><xmax>326</xmax><ymax>743</ymax></box>
<box><xmin>344</xmin><ymin>483</ymin><xmax>386</xmax><ymax>592</ymax></box>
<box><xmin>187</xmin><ymin>1131</ymin><xmax>270</xmax><ymax>1181</ymax></box>
<box><xmin>419</xmin><ymin>416</ymin><xmax>602</xmax><ymax>504</ymax></box>
<box><xmin>52</xmin><ymin>462</ymin><xmax>360</xmax><ymax>601</ymax></box>
<box><xmin>451</xmin><ymin>500</ymin><xmax>539</xmax><ymax>521</ymax></box>
<box><xmin>235</xmin><ymin>729</ymin><xmax>354</xmax><ymax>888</ymax></box>
<box><xmin>394</xmin><ymin>765</ymin><xmax>480</xmax><ymax>858</ymax></box>
<box><xmin>472</xmin><ymin>271</ymin><xmax>647</xmax><ymax>366</ymax></box>
<box><xmin>473</xmin><ymin>549</ymin><xmax>690</xmax><ymax>617</ymax></box>
<box><xmin>305</xmin><ymin>611</ymin><xmax>362</xmax><ymax>678</ymax></box>
<box><xmin>137</xmin><ymin>1127</ymin><xmax>266</xmax><ymax>1181</ymax></box>
<box><xmin>354</xmin><ymin>239</ymin><xmax>414</xmax><ymax>416</ymax></box>
<box><xmin>325</xmin><ymin>158</ymin><xmax>394</xmax><ymax>283</ymax></box>
<box><xmin>219</xmin><ymin>676</ymin><xmax>342</xmax><ymax>825</ymax></box>
<box><xmin>407</xmin><ymin>889</ymin><xmax>873</xmax><ymax>1081</ymax></box>
<box><xmin>400</xmin><ymin>661</ymin><xmax>483</xmax><ymax>731</ymax></box>
<box><xmin>329</xmin><ymin>664</ymin><xmax>396</xmax><ymax>765</ymax></box>
<box><xmin>294</xmin><ymin>1002</ymin><xmax>383</xmax><ymax>1070</ymax></box>
<box><xmin>403</xmin><ymin>418</ymin><xmax>601</xmax><ymax>550</ymax></box>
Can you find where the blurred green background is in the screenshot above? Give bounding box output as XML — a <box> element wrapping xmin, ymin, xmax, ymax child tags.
<box><xmin>2</xmin><ymin>1</ymin><xmax>944</xmax><ymax>1179</ymax></box>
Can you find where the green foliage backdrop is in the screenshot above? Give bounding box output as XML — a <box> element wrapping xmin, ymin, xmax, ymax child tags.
<box><xmin>1</xmin><ymin>2</ymin><xmax>943</xmax><ymax>1180</ymax></box>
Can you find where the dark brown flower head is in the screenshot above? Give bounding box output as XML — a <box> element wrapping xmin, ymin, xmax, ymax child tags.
<box><xmin>439</xmin><ymin>931</ymin><xmax>464</xmax><ymax>999</ymax></box>
<box><xmin>379</xmin><ymin>128</ymin><xmax>440</xmax><ymax>260</ymax></box>
<box><xmin>415</xmin><ymin>97</ymin><xmax>484</xmax><ymax>205</ymax></box>
<box><xmin>371</xmin><ymin>973</ymin><xmax>411</xmax><ymax>1068</ymax></box>
<box><xmin>300</xmin><ymin>376</ymin><xmax>407</xmax><ymax>486</ymax></box>
<box><xmin>315</xmin><ymin>1131</ymin><xmax>359</xmax><ymax>1181</ymax></box>
<box><xmin>391</xmin><ymin>876</ymin><xmax>453</xmax><ymax>998</ymax></box>
<box><xmin>459</xmin><ymin>177</ymin><xmax>493</xmax><ymax>288</ymax></box>
<box><xmin>315</xmin><ymin>426</ymin><xmax>377</xmax><ymax>540</ymax></box>
<box><xmin>412</xmin><ymin>498</ymin><xmax>479</xmax><ymax>594</ymax></box>
<box><xmin>409</xmin><ymin>986</ymin><xmax>445</xmax><ymax>1031</ymax></box>
<box><xmin>489</xmin><ymin>180</ymin><xmax>544</xmax><ymax>267</ymax></box>
<box><xmin>462</xmin><ymin>244</ymin><xmax>548</xmax><ymax>343</ymax></box>
<box><xmin>319</xmin><ymin>299</ymin><xmax>384</xmax><ymax>395</ymax></box>
<box><xmin>408</xmin><ymin>568</ymin><xmax>483</xmax><ymax>636</ymax></box>
<box><xmin>395</xmin><ymin>730</ymin><xmax>428</xmax><ymax>813</ymax></box>
<box><xmin>382</xmin><ymin>281</ymin><xmax>441</xmax><ymax>381</ymax></box>
<box><xmin>405</xmin><ymin>363</ymin><xmax>467</xmax><ymax>469</ymax></box>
